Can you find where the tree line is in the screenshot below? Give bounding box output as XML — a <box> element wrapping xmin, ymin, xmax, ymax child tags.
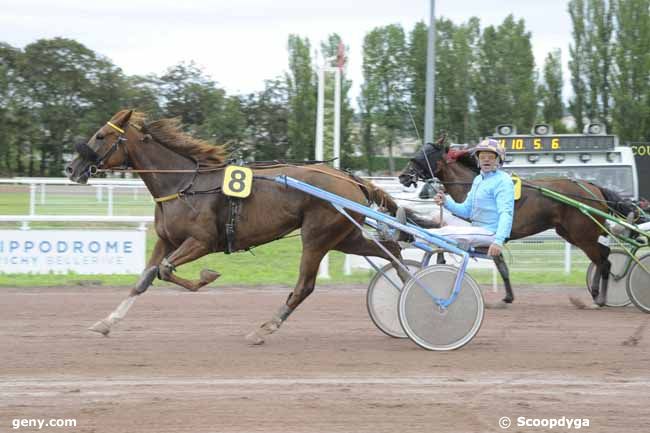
<box><xmin>1</xmin><ymin>0</ymin><xmax>648</xmax><ymax>177</ymax></box>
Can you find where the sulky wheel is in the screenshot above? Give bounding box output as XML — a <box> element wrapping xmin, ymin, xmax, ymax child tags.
<box><xmin>398</xmin><ymin>264</ymin><xmax>484</xmax><ymax>351</ymax></box>
<box><xmin>366</xmin><ymin>259</ymin><xmax>421</xmax><ymax>338</ymax></box>
<box><xmin>626</xmin><ymin>253</ymin><xmax>650</xmax><ymax>313</ymax></box>
<box><xmin>585</xmin><ymin>250</ymin><xmax>632</xmax><ymax>307</ymax></box>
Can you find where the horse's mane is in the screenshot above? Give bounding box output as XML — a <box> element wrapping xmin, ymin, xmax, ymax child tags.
<box><xmin>446</xmin><ymin>149</ymin><xmax>479</xmax><ymax>174</ymax></box>
<box><xmin>130</xmin><ymin>111</ymin><xmax>228</xmax><ymax>167</ymax></box>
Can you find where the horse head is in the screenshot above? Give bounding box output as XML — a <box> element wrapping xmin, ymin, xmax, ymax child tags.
<box><xmin>398</xmin><ymin>140</ymin><xmax>448</xmax><ymax>187</ymax></box>
<box><xmin>66</xmin><ymin>110</ymin><xmax>135</xmax><ymax>184</ymax></box>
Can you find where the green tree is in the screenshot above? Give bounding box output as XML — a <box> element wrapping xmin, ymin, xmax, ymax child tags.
<box><xmin>17</xmin><ymin>38</ymin><xmax>124</xmax><ymax>175</ymax></box>
<box><xmin>587</xmin><ymin>0</ymin><xmax>615</xmax><ymax>128</ymax></box>
<box><xmin>121</xmin><ymin>74</ymin><xmax>163</xmax><ymax>118</ymax></box>
<box><xmin>568</xmin><ymin>0</ymin><xmax>588</xmax><ymax>132</ymax></box>
<box><xmin>360</xmin><ymin>24</ymin><xmax>408</xmax><ymax>174</ymax></box>
<box><xmin>286</xmin><ymin>35</ymin><xmax>316</xmax><ymax>160</ymax></box>
<box><xmin>568</xmin><ymin>0</ymin><xmax>614</xmax><ymax>132</ymax></box>
<box><xmin>0</xmin><ymin>42</ymin><xmax>22</xmax><ymax>174</ymax></box>
<box><xmin>407</xmin><ymin>21</ymin><xmax>428</xmax><ymax>139</ymax></box>
<box><xmin>539</xmin><ymin>49</ymin><xmax>567</xmax><ymax>133</ymax></box>
<box><xmin>611</xmin><ymin>0</ymin><xmax>650</xmax><ymax>142</ymax></box>
<box><xmin>159</xmin><ymin>61</ymin><xmax>225</xmax><ymax>129</ymax></box>
<box><xmin>241</xmin><ymin>78</ymin><xmax>290</xmax><ymax>160</ymax></box>
<box><xmin>473</xmin><ymin>15</ymin><xmax>537</xmax><ymax>136</ymax></box>
<box><xmin>201</xmin><ymin>95</ymin><xmax>247</xmax><ymax>150</ymax></box>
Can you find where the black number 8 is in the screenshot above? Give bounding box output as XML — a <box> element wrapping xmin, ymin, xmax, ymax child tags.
<box><xmin>228</xmin><ymin>169</ymin><xmax>246</xmax><ymax>192</ymax></box>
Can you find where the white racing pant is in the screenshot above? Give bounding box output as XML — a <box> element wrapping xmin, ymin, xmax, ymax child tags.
<box><xmin>425</xmin><ymin>212</ymin><xmax>496</xmax><ymax>250</ymax></box>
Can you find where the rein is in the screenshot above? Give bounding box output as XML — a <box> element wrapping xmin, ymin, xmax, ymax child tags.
<box><xmin>92</xmin><ymin>122</ymin><xmax>367</xmax><ymax>201</ymax></box>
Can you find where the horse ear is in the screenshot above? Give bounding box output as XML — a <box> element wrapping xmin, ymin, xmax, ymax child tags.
<box><xmin>122</xmin><ymin>110</ymin><xmax>133</xmax><ymax>125</ymax></box>
<box><xmin>436</xmin><ymin>131</ymin><xmax>447</xmax><ymax>146</ymax></box>
<box><xmin>113</xmin><ymin>109</ymin><xmax>133</xmax><ymax>127</ymax></box>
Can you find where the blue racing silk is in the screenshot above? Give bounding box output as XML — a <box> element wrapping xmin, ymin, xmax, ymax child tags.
<box><xmin>443</xmin><ymin>170</ymin><xmax>515</xmax><ymax>245</ymax></box>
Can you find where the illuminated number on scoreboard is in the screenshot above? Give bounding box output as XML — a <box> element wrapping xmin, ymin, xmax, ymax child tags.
<box><xmin>223</xmin><ymin>165</ymin><xmax>253</xmax><ymax>198</ymax></box>
<box><xmin>490</xmin><ymin>134</ymin><xmax>613</xmax><ymax>152</ymax></box>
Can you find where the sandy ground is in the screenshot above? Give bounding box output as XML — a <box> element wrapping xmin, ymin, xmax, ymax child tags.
<box><xmin>1</xmin><ymin>283</ymin><xmax>650</xmax><ymax>433</ymax></box>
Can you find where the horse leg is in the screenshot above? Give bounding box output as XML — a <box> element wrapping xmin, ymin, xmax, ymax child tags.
<box><xmin>493</xmin><ymin>253</ymin><xmax>514</xmax><ymax>303</ymax></box>
<box><xmin>245</xmin><ymin>246</ymin><xmax>328</xmax><ymax>345</ymax></box>
<box><xmin>89</xmin><ymin>237</ymin><xmax>172</xmax><ymax>336</ymax></box>
<box><xmin>245</xmin><ymin>214</ymin><xmax>360</xmax><ymax>346</ymax></box>
<box><xmin>157</xmin><ymin>237</ymin><xmax>220</xmax><ymax>291</ymax></box>
<box><xmin>565</xmin><ymin>234</ymin><xmax>611</xmax><ymax>308</ymax></box>
<box><xmin>595</xmin><ymin>244</ymin><xmax>611</xmax><ymax>306</ymax></box>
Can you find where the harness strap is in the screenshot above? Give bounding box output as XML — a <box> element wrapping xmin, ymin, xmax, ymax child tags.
<box><xmin>106</xmin><ymin>121</ymin><xmax>125</xmax><ymax>134</ymax></box>
<box><xmin>571</xmin><ymin>179</ymin><xmax>601</xmax><ymax>201</ymax></box>
<box><xmin>224</xmin><ymin>196</ymin><xmax>241</xmax><ymax>254</ymax></box>
<box><xmin>155</xmin><ymin>193</ymin><xmax>181</xmax><ymax>203</ymax></box>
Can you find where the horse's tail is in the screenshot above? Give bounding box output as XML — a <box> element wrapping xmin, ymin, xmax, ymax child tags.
<box><xmin>596</xmin><ymin>186</ymin><xmax>649</xmax><ymax>225</ymax></box>
<box><xmin>356</xmin><ymin>177</ymin><xmax>437</xmax><ymax>229</ymax></box>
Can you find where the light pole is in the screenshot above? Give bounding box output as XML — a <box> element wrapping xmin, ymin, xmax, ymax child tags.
<box><xmin>424</xmin><ymin>0</ymin><xmax>436</xmax><ymax>145</ymax></box>
<box><xmin>315</xmin><ymin>42</ymin><xmax>346</xmax><ymax>278</ymax></box>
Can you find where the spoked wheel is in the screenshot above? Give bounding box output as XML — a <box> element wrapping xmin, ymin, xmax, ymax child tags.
<box><xmin>585</xmin><ymin>250</ymin><xmax>632</xmax><ymax>307</ymax></box>
<box><xmin>398</xmin><ymin>264</ymin><xmax>484</xmax><ymax>351</ymax></box>
<box><xmin>626</xmin><ymin>253</ymin><xmax>650</xmax><ymax>313</ymax></box>
<box><xmin>366</xmin><ymin>259</ymin><xmax>421</xmax><ymax>338</ymax></box>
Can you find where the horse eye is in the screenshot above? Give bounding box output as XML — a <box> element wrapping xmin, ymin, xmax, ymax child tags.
<box><xmin>96</xmin><ymin>133</ymin><xmax>104</xmax><ymax>140</ymax></box>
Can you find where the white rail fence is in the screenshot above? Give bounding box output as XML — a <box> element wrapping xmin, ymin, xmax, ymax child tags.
<box><xmin>0</xmin><ymin>177</ymin><xmax>590</xmax><ymax>278</ymax></box>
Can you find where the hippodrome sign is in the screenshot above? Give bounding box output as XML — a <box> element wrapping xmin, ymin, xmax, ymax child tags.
<box><xmin>0</xmin><ymin>230</ymin><xmax>146</xmax><ymax>274</ymax></box>
<box><xmin>491</xmin><ymin>135</ymin><xmax>616</xmax><ymax>152</ymax></box>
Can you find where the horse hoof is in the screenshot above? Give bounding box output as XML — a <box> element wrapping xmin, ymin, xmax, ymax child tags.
<box><xmin>200</xmin><ymin>269</ymin><xmax>221</xmax><ymax>283</ymax></box>
<box><xmin>245</xmin><ymin>330</ymin><xmax>265</xmax><ymax>345</ymax></box>
<box><xmin>569</xmin><ymin>296</ymin><xmax>587</xmax><ymax>309</ymax></box>
<box><xmin>88</xmin><ymin>320</ymin><xmax>110</xmax><ymax>336</ymax></box>
<box><xmin>261</xmin><ymin>320</ymin><xmax>281</xmax><ymax>333</ymax></box>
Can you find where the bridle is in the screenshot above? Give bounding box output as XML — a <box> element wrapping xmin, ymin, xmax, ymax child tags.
<box><xmin>75</xmin><ymin>121</ymin><xmax>131</xmax><ymax>176</ymax></box>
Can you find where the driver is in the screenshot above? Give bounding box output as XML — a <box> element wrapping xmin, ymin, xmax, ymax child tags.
<box><xmin>398</xmin><ymin>138</ymin><xmax>514</xmax><ymax>257</ymax></box>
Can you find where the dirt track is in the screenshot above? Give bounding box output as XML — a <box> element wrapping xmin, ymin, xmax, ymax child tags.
<box><xmin>1</xmin><ymin>284</ymin><xmax>650</xmax><ymax>433</ymax></box>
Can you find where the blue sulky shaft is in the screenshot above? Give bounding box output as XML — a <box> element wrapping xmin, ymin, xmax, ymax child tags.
<box><xmin>273</xmin><ymin>175</ymin><xmax>470</xmax><ymax>308</ymax></box>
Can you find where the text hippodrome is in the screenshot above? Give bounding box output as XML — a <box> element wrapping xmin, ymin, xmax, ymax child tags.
<box><xmin>0</xmin><ymin>239</ymin><xmax>135</xmax><ymax>254</ymax></box>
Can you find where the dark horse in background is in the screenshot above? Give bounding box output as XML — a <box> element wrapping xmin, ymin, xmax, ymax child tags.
<box><xmin>66</xmin><ymin>109</ymin><xmax>428</xmax><ymax>344</ymax></box>
<box><xmin>398</xmin><ymin>141</ymin><xmax>636</xmax><ymax>307</ymax></box>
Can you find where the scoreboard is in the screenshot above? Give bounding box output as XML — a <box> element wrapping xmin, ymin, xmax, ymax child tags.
<box><xmin>489</xmin><ymin>135</ymin><xmax>616</xmax><ymax>152</ymax></box>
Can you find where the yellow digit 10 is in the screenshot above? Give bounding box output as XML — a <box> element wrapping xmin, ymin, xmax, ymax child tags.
<box><xmin>551</xmin><ymin>138</ymin><xmax>560</xmax><ymax>149</ymax></box>
<box><xmin>512</xmin><ymin>139</ymin><xmax>524</xmax><ymax>150</ymax></box>
<box><xmin>533</xmin><ymin>138</ymin><xmax>542</xmax><ymax>150</ymax></box>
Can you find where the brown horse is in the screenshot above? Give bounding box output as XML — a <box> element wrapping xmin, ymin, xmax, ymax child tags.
<box><xmin>398</xmin><ymin>142</ymin><xmax>634</xmax><ymax>307</ymax></box>
<box><xmin>66</xmin><ymin>109</ymin><xmax>426</xmax><ymax>344</ymax></box>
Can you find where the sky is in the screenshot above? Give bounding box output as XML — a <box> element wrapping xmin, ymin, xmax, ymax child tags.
<box><xmin>1</xmin><ymin>0</ymin><xmax>573</xmax><ymax>104</ymax></box>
